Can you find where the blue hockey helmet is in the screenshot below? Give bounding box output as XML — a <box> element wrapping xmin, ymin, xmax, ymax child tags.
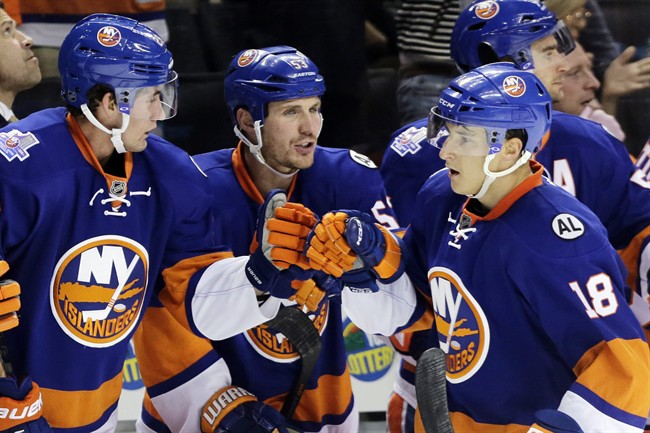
<box><xmin>428</xmin><ymin>62</ymin><xmax>551</xmax><ymax>156</ymax></box>
<box><xmin>451</xmin><ymin>0</ymin><xmax>575</xmax><ymax>72</ymax></box>
<box><xmin>224</xmin><ymin>46</ymin><xmax>325</xmax><ymax>127</ymax></box>
<box><xmin>59</xmin><ymin>13</ymin><xmax>178</xmax><ymax>119</ymax></box>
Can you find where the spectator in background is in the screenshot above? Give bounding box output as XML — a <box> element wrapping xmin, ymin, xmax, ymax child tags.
<box><xmin>546</xmin><ymin>0</ymin><xmax>650</xmax><ymax>154</ymax></box>
<box><xmin>16</xmin><ymin>0</ymin><xmax>168</xmax><ymax>78</ymax></box>
<box><xmin>393</xmin><ymin>0</ymin><xmax>466</xmax><ymax>125</ymax></box>
<box><xmin>0</xmin><ymin>0</ymin><xmax>41</xmax><ymax>127</ymax></box>
<box><xmin>554</xmin><ymin>42</ymin><xmax>626</xmax><ymax>141</ymax></box>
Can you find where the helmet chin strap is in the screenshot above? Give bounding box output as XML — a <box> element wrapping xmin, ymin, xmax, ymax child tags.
<box><xmin>469</xmin><ymin>151</ymin><xmax>532</xmax><ymax>199</ymax></box>
<box><xmin>234</xmin><ymin>114</ymin><xmax>324</xmax><ymax>180</ymax></box>
<box><xmin>80</xmin><ymin>104</ymin><xmax>131</xmax><ymax>154</ymax></box>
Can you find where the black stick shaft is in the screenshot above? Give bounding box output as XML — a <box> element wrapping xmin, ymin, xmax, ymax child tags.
<box><xmin>416</xmin><ymin>348</ymin><xmax>454</xmax><ymax>433</ymax></box>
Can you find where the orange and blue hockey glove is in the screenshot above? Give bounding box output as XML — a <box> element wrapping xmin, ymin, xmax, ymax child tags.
<box><xmin>0</xmin><ymin>376</ymin><xmax>51</xmax><ymax>432</ymax></box>
<box><xmin>246</xmin><ymin>190</ymin><xmax>316</xmax><ymax>300</ymax></box>
<box><xmin>305</xmin><ymin>210</ymin><xmax>405</xmax><ymax>293</ymax></box>
<box><xmin>0</xmin><ymin>261</ymin><xmax>20</xmax><ymax>333</ymax></box>
<box><xmin>200</xmin><ymin>386</ymin><xmax>288</xmax><ymax>433</ymax></box>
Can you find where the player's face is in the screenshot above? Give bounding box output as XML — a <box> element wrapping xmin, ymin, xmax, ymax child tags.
<box><xmin>260</xmin><ymin>96</ymin><xmax>322</xmax><ymax>174</ymax></box>
<box><xmin>0</xmin><ymin>9</ymin><xmax>41</xmax><ymax>97</ymax></box>
<box><xmin>438</xmin><ymin>123</ymin><xmax>490</xmax><ymax>196</ymax></box>
<box><xmin>121</xmin><ymin>87</ymin><xmax>162</xmax><ymax>152</ymax></box>
<box><xmin>531</xmin><ymin>34</ymin><xmax>569</xmax><ymax>103</ymax></box>
<box><xmin>553</xmin><ymin>44</ymin><xmax>599</xmax><ymax>116</ymax></box>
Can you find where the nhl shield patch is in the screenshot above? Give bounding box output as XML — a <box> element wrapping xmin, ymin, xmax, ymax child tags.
<box><xmin>0</xmin><ymin>129</ymin><xmax>40</xmax><ymax>162</ymax></box>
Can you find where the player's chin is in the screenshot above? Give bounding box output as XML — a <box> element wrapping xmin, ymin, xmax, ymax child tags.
<box><xmin>293</xmin><ymin>155</ymin><xmax>315</xmax><ymax>170</ymax></box>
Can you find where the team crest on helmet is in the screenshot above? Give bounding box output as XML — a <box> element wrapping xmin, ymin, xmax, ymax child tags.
<box><xmin>50</xmin><ymin>235</ymin><xmax>149</xmax><ymax>348</ymax></box>
<box><xmin>429</xmin><ymin>267</ymin><xmax>490</xmax><ymax>383</ymax></box>
<box><xmin>245</xmin><ymin>302</ymin><xmax>328</xmax><ymax>362</ymax></box>
<box><xmin>237</xmin><ymin>50</ymin><xmax>258</xmax><ymax>67</ymax></box>
<box><xmin>503</xmin><ymin>76</ymin><xmax>526</xmax><ymax>97</ymax></box>
<box><xmin>474</xmin><ymin>1</ymin><xmax>500</xmax><ymax>19</ymax></box>
<box><xmin>97</xmin><ymin>26</ymin><xmax>121</xmax><ymax>47</ymax></box>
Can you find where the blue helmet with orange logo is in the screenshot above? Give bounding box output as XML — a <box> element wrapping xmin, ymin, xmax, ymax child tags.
<box><xmin>224</xmin><ymin>46</ymin><xmax>325</xmax><ymax>127</ymax></box>
<box><xmin>451</xmin><ymin>0</ymin><xmax>574</xmax><ymax>73</ymax></box>
<box><xmin>59</xmin><ymin>13</ymin><xmax>177</xmax><ymax>119</ymax></box>
<box><xmin>428</xmin><ymin>62</ymin><xmax>551</xmax><ymax>155</ymax></box>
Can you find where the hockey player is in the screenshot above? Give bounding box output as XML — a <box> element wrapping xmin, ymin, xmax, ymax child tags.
<box><xmin>0</xmin><ymin>16</ymin><xmax>317</xmax><ymax>432</ymax></box>
<box><xmin>133</xmin><ymin>46</ymin><xmax>403</xmax><ymax>433</ymax></box>
<box><xmin>0</xmin><ymin>0</ymin><xmax>41</xmax><ymax>127</ymax></box>
<box><xmin>380</xmin><ymin>1</ymin><xmax>650</xmax><ymax>430</ymax></box>
<box><xmin>303</xmin><ymin>62</ymin><xmax>650</xmax><ymax>432</ymax></box>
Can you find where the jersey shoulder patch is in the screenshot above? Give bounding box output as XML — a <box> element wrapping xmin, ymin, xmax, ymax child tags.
<box><xmin>349</xmin><ymin>149</ymin><xmax>377</xmax><ymax>169</ymax></box>
<box><xmin>0</xmin><ymin>129</ymin><xmax>40</xmax><ymax>162</ymax></box>
<box><xmin>551</xmin><ymin>213</ymin><xmax>585</xmax><ymax>240</ymax></box>
<box><xmin>389</xmin><ymin>125</ymin><xmax>427</xmax><ymax>157</ymax></box>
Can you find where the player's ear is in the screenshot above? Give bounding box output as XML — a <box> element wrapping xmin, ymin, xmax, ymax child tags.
<box><xmin>100</xmin><ymin>92</ymin><xmax>117</xmax><ymax>112</ymax></box>
<box><xmin>501</xmin><ymin>136</ymin><xmax>524</xmax><ymax>161</ymax></box>
<box><xmin>236</xmin><ymin>108</ymin><xmax>255</xmax><ymax>130</ymax></box>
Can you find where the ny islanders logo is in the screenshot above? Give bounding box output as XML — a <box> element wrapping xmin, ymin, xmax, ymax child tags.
<box><xmin>50</xmin><ymin>236</ymin><xmax>149</xmax><ymax>348</ymax></box>
<box><xmin>245</xmin><ymin>302</ymin><xmax>329</xmax><ymax>362</ymax></box>
<box><xmin>97</xmin><ymin>26</ymin><xmax>121</xmax><ymax>47</ymax></box>
<box><xmin>429</xmin><ymin>267</ymin><xmax>490</xmax><ymax>383</ymax></box>
<box><xmin>474</xmin><ymin>1</ymin><xmax>500</xmax><ymax>19</ymax></box>
<box><xmin>503</xmin><ymin>76</ymin><xmax>527</xmax><ymax>98</ymax></box>
<box><xmin>237</xmin><ymin>50</ymin><xmax>258</xmax><ymax>67</ymax></box>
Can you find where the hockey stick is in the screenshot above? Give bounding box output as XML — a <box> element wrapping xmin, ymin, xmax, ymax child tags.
<box><xmin>415</xmin><ymin>348</ymin><xmax>454</xmax><ymax>433</ymax></box>
<box><xmin>264</xmin><ymin>306</ymin><xmax>322</xmax><ymax>419</ymax></box>
<box><xmin>82</xmin><ymin>255</ymin><xmax>139</xmax><ymax>322</ymax></box>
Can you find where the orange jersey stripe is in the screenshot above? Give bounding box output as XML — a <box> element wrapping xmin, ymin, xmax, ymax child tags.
<box><xmin>134</xmin><ymin>305</ymin><xmax>215</xmax><ymax>387</ymax></box>
<box><xmin>414</xmin><ymin>410</ymin><xmax>530</xmax><ymax>433</ymax></box>
<box><xmin>573</xmin><ymin>338</ymin><xmax>650</xmax><ymax>418</ymax></box>
<box><xmin>618</xmin><ymin>225</ymin><xmax>650</xmax><ymax>296</ymax></box>
<box><xmin>41</xmin><ymin>372</ymin><xmax>122</xmax><ymax>429</ymax></box>
<box><xmin>450</xmin><ymin>411</ymin><xmax>528</xmax><ymax>433</ymax></box>
<box><xmin>265</xmin><ymin>368</ymin><xmax>353</xmax><ymax>424</ymax></box>
<box><xmin>159</xmin><ymin>251</ymin><xmax>234</xmax><ymax>331</ymax></box>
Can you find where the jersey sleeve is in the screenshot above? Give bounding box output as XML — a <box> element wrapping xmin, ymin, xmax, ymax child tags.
<box><xmin>134</xmin><ymin>301</ymin><xmax>233</xmax><ymax>433</ymax></box>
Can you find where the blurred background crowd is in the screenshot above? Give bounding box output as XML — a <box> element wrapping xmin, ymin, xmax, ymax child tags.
<box><xmin>5</xmin><ymin>0</ymin><xmax>650</xmax><ymax>162</ymax></box>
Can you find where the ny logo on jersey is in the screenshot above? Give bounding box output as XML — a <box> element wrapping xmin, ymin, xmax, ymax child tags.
<box><xmin>429</xmin><ymin>267</ymin><xmax>490</xmax><ymax>383</ymax></box>
<box><xmin>51</xmin><ymin>236</ymin><xmax>149</xmax><ymax>347</ymax></box>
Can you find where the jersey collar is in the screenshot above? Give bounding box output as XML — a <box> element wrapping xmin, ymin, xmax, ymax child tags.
<box><xmin>462</xmin><ymin>160</ymin><xmax>544</xmax><ymax>225</ymax></box>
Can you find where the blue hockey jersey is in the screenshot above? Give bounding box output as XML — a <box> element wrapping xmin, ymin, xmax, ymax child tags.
<box><xmin>382</xmin><ymin>112</ymin><xmax>650</xmax><ymax>324</ymax></box>
<box><xmin>135</xmin><ymin>143</ymin><xmax>400</xmax><ymax>433</ymax></box>
<box><xmin>348</xmin><ymin>162</ymin><xmax>650</xmax><ymax>432</ymax></box>
<box><xmin>0</xmin><ymin>108</ymin><xmax>231</xmax><ymax>432</ymax></box>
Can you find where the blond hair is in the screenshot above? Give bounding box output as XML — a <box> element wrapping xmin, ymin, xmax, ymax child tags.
<box><xmin>544</xmin><ymin>0</ymin><xmax>587</xmax><ymax>19</ymax></box>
